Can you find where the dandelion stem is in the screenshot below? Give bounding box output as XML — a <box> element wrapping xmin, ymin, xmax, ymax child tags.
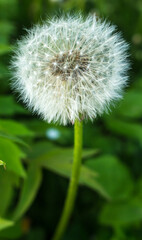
<box><xmin>52</xmin><ymin>119</ymin><xmax>83</xmax><ymax>240</ymax></box>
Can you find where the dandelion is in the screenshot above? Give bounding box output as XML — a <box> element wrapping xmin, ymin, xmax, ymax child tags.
<box><xmin>11</xmin><ymin>14</ymin><xmax>129</xmax><ymax>240</ymax></box>
<box><xmin>11</xmin><ymin>14</ymin><xmax>129</xmax><ymax>125</ymax></box>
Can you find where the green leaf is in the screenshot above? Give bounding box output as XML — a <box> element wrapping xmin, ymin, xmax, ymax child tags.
<box><xmin>0</xmin><ymin>169</ymin><xmax>13</xmax><ymax>216</ymax></box>
<box><xmin>0</xmin><ymin>21</ymin><xmax>15</xmax><ymax>44</ymax></box>
<box><xmin>30</xmin><ymin>142</ymin><xmax>98</xmax><ymax>161</ymax></box>
<box><xmin>39</xmin><ymin>148</ymin><xmax>98</xmax><ymax>164</ymax></box>
<box><xmin>0</xmin><ymin>64</ymin><xmax>9</xmax><ymax>92</ymax></box>
<box><xmin>133</xmin><ymin>77</ymin><xmax>142</xmax><ymax>90</ymax></box>
<box><xmin>0</xmin><ymin>138</ymin><xmax>26</xmax><ymax>178</ymax></box>
<box><xmin>100</xmin><ymin>202</ymin><xmax>142</xmax><ymax>226</ymax></box>
<box><xmin>36</xmin><ymin>148</ymin><xmax>109</xmax><ymax>199</ymax></box>
<box><xmin>13</xmin><ymin>164</ymin><xmax>42</xmax><ymax>220</ymax></box>
<box><xmin>104</xmin><ymin>117</ymin><xmax>142</xmax><ymax>143</ymax></box>
<box><xmin>0</xmin><ymin>221</ymin><xmax>22</xmax><ymax>238</ymax></box>
<box><xmin>0</xmin><ymin>96</ymin><xmax>27</xmax><ymax>116</ymax></box>
<box><xmin>85</xmin><ymin>155</ymin><xmax>133</xmax><ymax>200</ymax></box>
<box><xmin>0</xmin><ymin>132</ymin><xmax>29</xmax><ymax>148</ymax></box>
<box><xmin>0</xmin><ymin>44</ymin><xmax>12</xmax><ymax>55</ymax></box>
<box><xmin>116</xmin><ymin>91</ymin><xmax>142</xmax><ymax>119</ymax></box>
<box><xmin>0</xmin><ymin>218</ymin><xmax>14</xmax><ymax>231</ymax></box>
<box><xmin>0</xmin><ymin>119</ymin><xmax>34</xmax><ymax>137</ymax></box>
<box><xmin>25</xmin><ymin>119</ymin><xmax>49</xmax><ymax>137</ymax></box>
<box><xmin>0</xmin><ymin>160</ymin><xmax>6</xmax><ymax>169</ymax></box>
<box><xmin>28</xmin><ymin>141</ymin><xmax>61</xmax><ymax>159</ymax></box>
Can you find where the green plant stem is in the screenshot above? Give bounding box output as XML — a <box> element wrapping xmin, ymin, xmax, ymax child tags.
<box><xmin>52</xmin><ymin>119</ymin><xmax>83</xmax><ymax>240</ymax></box>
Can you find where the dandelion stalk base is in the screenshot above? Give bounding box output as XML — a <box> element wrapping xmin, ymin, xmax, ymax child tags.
<box><xmin>52</xmin><ymin>119</ymin><xmax>83</xmax><ymax>240</ymax></box>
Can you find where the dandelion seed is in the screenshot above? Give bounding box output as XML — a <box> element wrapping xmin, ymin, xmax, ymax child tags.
<box><xmin>64</xmin><ymin>65</ymin><xmax>67</xmax><ymax>69</ymax></box>
<box><xmin>11</xmin><ymin>14</ymin><xmax>129</xmax><ymax>125</ymax></box>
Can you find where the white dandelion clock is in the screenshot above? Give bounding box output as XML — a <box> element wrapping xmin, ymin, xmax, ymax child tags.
<box><xmin>11</xmin><ymin>15</ymin><xmax>129</xmax><ymax>125</ymax></box>
<box><xmin>11</xmin><ymin>14</ymin><xmax>130</xmax><ymax>240</ymax></box>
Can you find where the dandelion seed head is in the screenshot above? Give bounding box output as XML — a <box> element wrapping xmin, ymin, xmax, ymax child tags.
<box><xmin>11</xmin><ymin>14</ymin><xmax>129</xmax><ymax>125</ymax></box>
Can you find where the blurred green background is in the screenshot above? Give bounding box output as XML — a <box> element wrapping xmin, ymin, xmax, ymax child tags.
<box><xmin>0</xmin><ymin>0</ymin><xmax>142</xmax><ymax>239</ymax></box>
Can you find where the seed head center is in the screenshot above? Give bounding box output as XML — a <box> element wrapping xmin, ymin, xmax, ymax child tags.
<box><xmin>50</xmin><ymin>50</ymin><xmax>90</xmax><ymax>80</ymax></box>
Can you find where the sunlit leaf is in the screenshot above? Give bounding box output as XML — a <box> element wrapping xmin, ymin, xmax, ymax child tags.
<box><xmin>0</xmin><ymin>218</ymin><xmax>14</xmax><ymax>231</ymax></box>
<box><xmin>0</xmin><ymin>160</ymin><xmax>6</xmax><ymax>169</ymax></box>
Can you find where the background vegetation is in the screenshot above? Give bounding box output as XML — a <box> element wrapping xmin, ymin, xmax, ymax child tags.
<box><xmin>0</xmin><ymin>0</ymin><xmax>142</xmax><ymax>239</ymax></box>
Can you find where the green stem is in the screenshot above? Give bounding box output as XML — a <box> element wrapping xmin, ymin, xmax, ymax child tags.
<box><xmin>52</xmin><ymin>119</ymin><xmax>83</xmax><ymax>240</ymax></box>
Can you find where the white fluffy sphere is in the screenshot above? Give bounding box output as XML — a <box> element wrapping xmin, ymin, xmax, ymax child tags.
<box><xmin>11</xmin><ymin>15</ymin><xmax>129</xmax><ymax>125</ymax></box>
